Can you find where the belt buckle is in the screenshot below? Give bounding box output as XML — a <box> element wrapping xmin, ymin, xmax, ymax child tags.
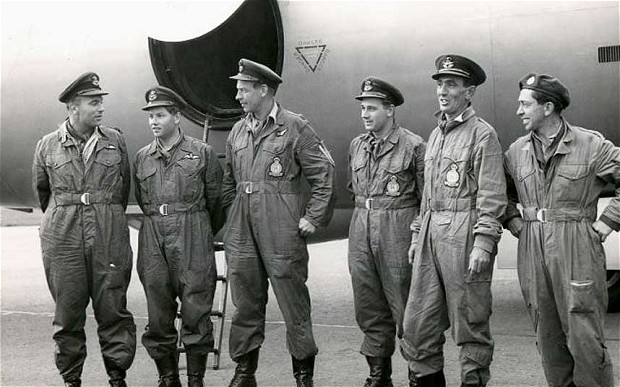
<box><xmin>159</xmin><ymin>204</ymin><xmax>169</xmax><ymax>216</ymax></box>
<box><xmin>536</xmin><ymin>208</ymin><xmax>547</xmax><ymax>223</ymax></box>
<box><xmin>365</xmin><ymin>198</ymin><xmax>373</xmax><ymax>210</ymax></box>
<box><xmin>245</xmin><ymin>182</ymin><xmax>253</xmax><ymax>194</ymax></box>
<box><xmin>80</xmin><ymin>192</ymin><xmax>91</xmax><ymax>205</ymax></box>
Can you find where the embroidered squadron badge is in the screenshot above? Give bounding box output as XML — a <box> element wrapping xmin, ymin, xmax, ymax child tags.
<box><xmin>444</xmin><ymin>163</ymin><xmax>460</xmax><ymax>187</ymax></box>
<box><xmin>442</xmin><ymin>56</ymin><xmax>454</xmax><ymax>69</ymax></box>
<box><xmin>386</xmin><ymin>175</ymin><xmax>401</xmax><ymax>196</ymax></box>
<box><xmin>269</xmin><ymin>156</ymin><xmax>284</xmax><ymax>177</ymax></box>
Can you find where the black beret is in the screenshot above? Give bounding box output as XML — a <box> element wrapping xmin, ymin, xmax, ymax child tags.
<box><xmin>519</xmin><ymin>73</ymin><xmax>570</xmax><ymax>109</ymax></box>
<box><xmin>431</xmin><ymin>54</ymin><xmax>486</xmax><ymax>86</ymax></box>
<box><xmin>58</xmin><ymin>72</ymin><xmax>108</xmax><ymax>103</ymax></box>
<box><xmin>355</xmin><ymin>76</ymin><xmax>404</xmax><ymax>106</ymax></box>
<box><xmin>229</xmin><ymin>58</ymin><xmax>282</xmax><ymax>88</ymax></box>
<box><xmin>142</xmin><ymin>86</ymin><xmax>188</xmax><ymax>111</ymax></box>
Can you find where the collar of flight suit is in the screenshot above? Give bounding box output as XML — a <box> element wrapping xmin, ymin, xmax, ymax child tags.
<box><xmin>57</xmin><ymin>119</ymin><xmax>107</xmax><ymax>147</ymax></box>
<box><xmin>435</xmin><ymin>105</ymin><xmax>476</xmax><ymax>134</ymax></box>
<box><xmin>146</xmin><ymin>129</ymin><xmax>189</xmax><ymax>156</ymax></box>
<box><xmin>362</xmin><ymin>122</ymin><xmax>400</xmax><ymax>158</ymax></box>
<box><xmin>244</xmin><ymin>101</ymin><xmax>286</xmax><ymax>140</ymax></box>
<box><xmin>247</xmin><ymin>99</ymin><xmax>278</xmax><ymax>129</ymax></box>
<box><xmin>523</xmin><ymin>117</ymin><xmax>573</xmax><ymax>155</ymax></box>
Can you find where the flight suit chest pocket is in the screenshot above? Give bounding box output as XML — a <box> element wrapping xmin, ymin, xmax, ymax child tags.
<box><xmin>383</xmin><ymin>164</ymin><xmax>413</xmax><ymax>197</ymax></box>
<box><xmin>94</xmin><ymin>147</ymin><xmax>121</xmax><ymax>167</ymax></box>
<box><xmin>45</xmin><ymin>152</ymin><xmax>73</xmax><ymax>188</ymax></box>
<box><xmin>555</xmin><ymin>164</ymin><xmax>589</xmax><ymax>203</ymax></box>
<box><xmin>263</xmin><ymin>141</ymin><xmax>290</xmax><ymax>179</ymax></box>
<box><xmin>232</xmin><ymin>136</ymin><xmax>249</xmax><ymax>153</ymax></box>
<box><xmin>46</xmin><ymin>152</ymin><xmax>72</xmax><ymax>170</ymax></box>
<box><xmin>516</xmin><ymin>164</ymin><xmax>536</xmax><ymax>200</ymax></box>
<box><xmin>176</xmin><ymin>158</ymin><xmax>202</xmax><ymax>199</ymax></box>
<box><xmin>93</xmin><ymin>146</ymin><xmax>122</xmax><ymax>188</ymax></box>
<box><xmin>177</xmin><ymin>157</ymin><xmax>202</xmax><ymax>177</ymax></box>
<box><xmin>136</xmin><ymin>166</ymin><xmax>157</xmax><ymax>202</ymax></box>
<box><xmin>351</xmin><ymin>157</ymin><xmax>368</xmax><ymax>193</ymax></box>
<box><xmin>441</xmin><ymin>149</ymin><xmax>470</xmax><ymax>193</ymax></box>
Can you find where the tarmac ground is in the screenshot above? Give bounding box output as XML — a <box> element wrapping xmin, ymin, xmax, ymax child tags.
<box><xmin>1</xmin><ymin>209</ymin><xmax>618</xmax><ymax>386</ymax></box>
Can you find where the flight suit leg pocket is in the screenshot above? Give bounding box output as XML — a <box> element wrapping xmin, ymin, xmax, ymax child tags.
<box><xmin>569</xmin><ymin>280</ymin><xmax>595</xmax><ymax>313</ymax></box>
<box><xmin>465</xmin><ymin>276</ymin><xmax>492</xmax><ymax>324</ymax></box>
<box><xmin>106</xmin><ymin>263</ymin><xmax>129</xmax><ymax>290</ymax></box>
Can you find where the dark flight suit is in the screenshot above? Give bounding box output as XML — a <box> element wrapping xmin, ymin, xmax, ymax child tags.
<box><xmin>221</xmin><ymin>103</ymin><xmax>335</xmax><ymax>361</ymax></box>
<box><xmin>401</xmin><ymin>107</ymin><xmax>506</xmax><ymax>386</ymax></box>
<box><xmin>504</xmin><ymin>120</ymin><xmax>617</xmax><ymax>387</ymax></box>
<box><xmin>32</xmin><ymin>121</ymin><xmax>136</xmax><ymax>381</ymax></box>
<box><xmin>348</xmin><ymin>125</ymin><xmax>425</xmax><ymax>357</ymax></box>
<box><xmin>134</xmin><ymin>133</ymin><xmax>224</xmax><ymax>359</ymax></box>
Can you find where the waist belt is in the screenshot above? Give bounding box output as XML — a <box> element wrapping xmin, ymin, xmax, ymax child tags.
<box><xmin>522</xmin><ymin>207</ymin><xmax>593</xmax><ymax>223</ymax></box>
<box><xmin>143</xmin><ymin>203</ymin><xmax>206</xmax><ymax>216</ymax></box>
<box><xmin>355</xmin><ymin>196</ymin><xmax>418</xmax><ymax>210</ymax></box>
<box><xmin>52</xmin><ymin>192</ymin><xmax>119</xmax><ymax>206</ymax></box>
<box><xmin>428</xmin><ymin>198</ymin><xmax>476</xmax><ymax>212</ymax></box>
<box><xmin>236</xmin><ymin>181</ymin><xmax>299</xmax><ymax>194</ymax></box>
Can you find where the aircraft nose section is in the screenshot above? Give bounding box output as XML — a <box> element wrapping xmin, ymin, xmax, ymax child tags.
<box><xmin>148</xmin><ymin>0</ymin><xmax>283</xmax><ymax>129</ymax></box>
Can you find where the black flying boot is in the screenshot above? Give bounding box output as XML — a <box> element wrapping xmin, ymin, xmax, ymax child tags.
<box><xmin>187</xmin><ymin>353</ymin><xmax>208</xmax><ymax>387</ymax></box>
<box><xmin>107</xmin><ymin>369</ymin><xmax>127</xmax><ymax>387</ymax></box>
<box><xmin>292</xmin><ymin>355</ymin><xmax>315</xmax><ymax>387</ymax></box>
<box><xmin>416</xmin><ymin>370</ymin><xmax>446</xmax><ymax>387</ymax></box>
<box><xmin>64</xmin><ymin>379</ymin><xmax>81</xmax><ymax>387</ymax></box>
<box><xmin>155</xmin><ymin>353</ymin><xmax>182</xmax><ymax>387</ymax></box>
<box><xmin>228</xmin><ymin>348</ymin><xmax>259</xmax><ymax>387</ymax></box>
<box><xmin>363</xmin><ymin>356</ymin><xmax>393</xmax><ymax>387</ymax></box>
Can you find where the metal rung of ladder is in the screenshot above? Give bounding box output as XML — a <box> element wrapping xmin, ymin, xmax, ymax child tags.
<box><xmin>175</xmin><ymin>241</ymin><xmax>228</xmax><ymax>370</ymax></box>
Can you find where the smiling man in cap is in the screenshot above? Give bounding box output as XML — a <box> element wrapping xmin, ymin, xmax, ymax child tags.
<box><xmin>32</xmin><ymin>72</ymin><xmax>136</xmax><ymax>387</ymax></box>
<box><xmin>348</xmin><ymin>76</ymin><xmax>425</xmax><ymax>386</ymax></box>
<box><xmin>222</xmin><ymin>58</ymin><xmax>335</xmax><ymax>387</ymax></box>
<box><xmin>401</xmin><ymin>55</ymin><xmax>507</xmax><ymax>387</ymax></box>
<box><xmin>502</xmin><ymin>73</ymin><xmax>618</xmax><ymax>387</ymax></box>
<box><xmin>134</xmin><ymin>85</ymin><xmax>224</xmax><ymax>387</ymax></box>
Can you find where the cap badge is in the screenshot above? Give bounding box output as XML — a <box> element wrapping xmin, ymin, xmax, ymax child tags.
<box><xmin>386</xmin><ymin>175</ymin><xmax>401</xmax><ymax>197</ymax></box>
<box><xmin>268</xmin><ymin>156</ymin><xmax>284</xmax><ymax>177</ymax></box>
<box><xmin>91</xmin><ymin>75</ymin><xmax>99</xmax><ymax>86</ymax></box>
<box><xmin>526</xmin><ymin>76</ymin><xmax>536</xmax><ymax>85</ymax></box>
<box><xmin>444</xmin><ymin>163</ymin><xmax>460</xmax><ymax>187</ymax></box>
<box><xmin>239</xmin><ymin>64</ymin><xmax>244</xmax><ymax>73</ymax></box>
<box><xmin>148</xmin><ymin>90</ymin><xmax>157</xmax><ymax>101</ymax></box>
<box><xmin>363</xmin><ymin>80</ymin><xmax>373</xmax><ymax>91</ymax></box>
<box><xmin>442</xmin><ymin>56</ymin><xmax>454</xmax><ymax>69</ymax></box>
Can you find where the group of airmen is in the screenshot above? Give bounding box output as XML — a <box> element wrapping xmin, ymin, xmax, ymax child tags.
<box><xmin>32</xmin><ymin>53</ymin><xmax>619</xmax><ymax>387</ymax></box>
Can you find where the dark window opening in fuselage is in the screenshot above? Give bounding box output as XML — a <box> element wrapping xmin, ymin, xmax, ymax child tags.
<box><xmin>148</xmin><ymin>0</ymin><xmax>283</xmax><ymax>129</ymax></box>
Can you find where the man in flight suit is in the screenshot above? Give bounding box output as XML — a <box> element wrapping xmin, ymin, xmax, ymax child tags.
<box><xmin>134</xmin><ymin>86</ymin><xmax>224</xmax><ymax>387</ymax></box>
<box><xmin>222</xmin><ymin>58</ymin><xmax>335</xmax><ymax>387</ymax></box>
<box><xmin>32</xmin><ymin>72</ymin><xmax>136</xmax><ymax>387</ymax></box>
<box><xmin>400</xmin><ymin>55</ymin><xmax>507</xmax><ymax>387</ymax></box>
<box><xmin>503</xmin><ymin>73</ymin><xmax>617</xmax><ymax>387</ymax></box>
<box><xmin>348</xmin><ymin>77</ymin><xmax>425</xmax><ymax>387</ymax></box>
